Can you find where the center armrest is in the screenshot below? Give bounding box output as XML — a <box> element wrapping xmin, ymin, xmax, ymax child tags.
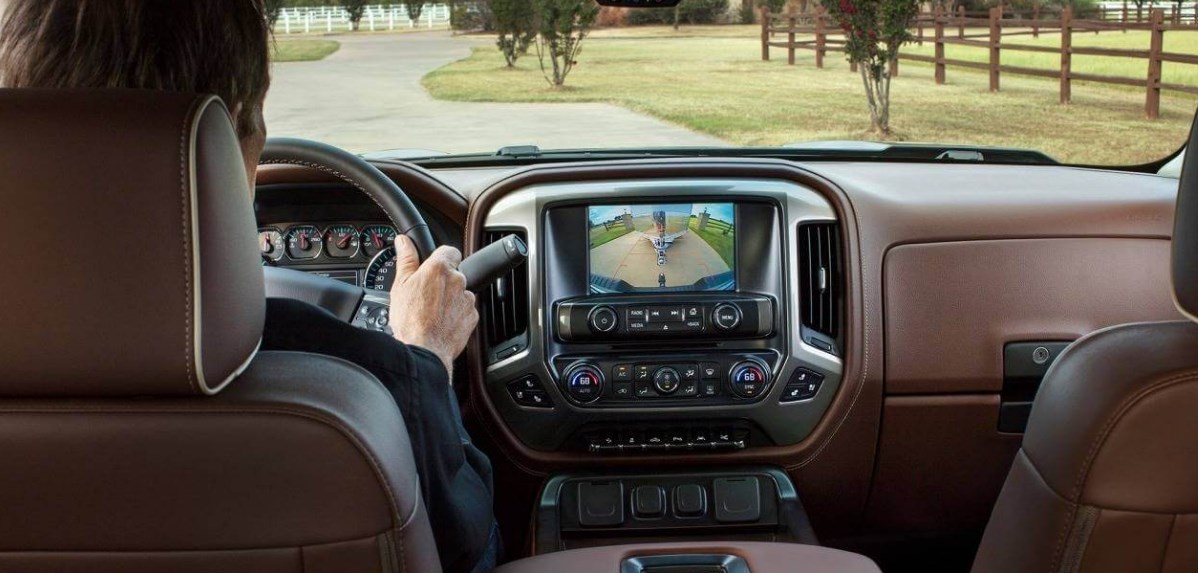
<box><xmin>497</xmin><ymin>541</ymin><xmax>880</xmax><ymax>573</ymax></box>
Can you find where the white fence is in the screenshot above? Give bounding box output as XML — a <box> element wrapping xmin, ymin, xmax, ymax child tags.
<box><xmin>276</xmin><ymin>4</ymin><xmax>451</xmax><ymax>33</ymax></box>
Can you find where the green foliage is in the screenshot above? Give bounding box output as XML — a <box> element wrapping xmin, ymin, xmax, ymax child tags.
<box><xmin>452</xmin><ymin>1</ymin><xmax>496</xmax><ymax>31</ymax></box>
<box><xmin>533</xmin><ymin>0</ymin><xmax>599</xmax><ymax>87</ymax></box>
<box><xmin>627</xmin><ymin>0</ymin><xmax>730</xmax><ymax>26</ymax></box>
<box><xmin>818</xmin><ymin>0</ymin><xmax>919</xmax><ymax>135</ymax></box>
<box><xmin>759</xmin><ymin>0</ymin><xmax>787</xmax><ymax>15</ymax></box>
<box><xmin>493</xmin><ymin>0</ymin><xmax>537</xmax><ymax>66</ymax></box>
<box><xmin>402</xmin><ymin>0</ymin><xmax>426</xmax><ymax>22</ymax></box>
<box><xmin>341</xmin><ymin>0</ymin><xmax>370</xmax><ymax>30</ymax></box>
<box><xmin>265</xmin><ymin>0</ymin><xmax>287</xmax><ymax>26</ymax></box>
<box><xmin>738</xmin><ymin>0</ymin><xmax>757</xmax><ymax>24</ymax></box>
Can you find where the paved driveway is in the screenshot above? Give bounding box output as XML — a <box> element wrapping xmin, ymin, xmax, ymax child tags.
<box><xmin>265</xmin><ymin>32</ymin><xmax>725</xmax><ymax>154</ymax></box>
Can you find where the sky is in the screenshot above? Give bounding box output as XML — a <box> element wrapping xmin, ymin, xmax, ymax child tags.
<box><xmin>588</xmin><ymin>203</ymin><xmax>735</xmax><ymax>225</ymax></box>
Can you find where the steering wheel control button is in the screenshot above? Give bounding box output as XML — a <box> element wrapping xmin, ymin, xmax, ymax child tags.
<box><xmin>588</xmin><ymin>306</ymin><xmax>618</xmax><ymax>333</ymax></box>
<box><xmin>653</xmin><ymin>367</ymin><xmax>682</xmax><ymax>395</ymax></box>
<box><xmin>565</xmin><ymin>365</ymin><xmax>604</xmax><ymax>403</ymax></box>
<box><xmin>507</xmin><ymin>377</ymin><xmax>553</xmax><ymax>409</ymax></box>
<box><xmin>729</xmin><ymin>361</ymin><xmax>769</xmax><ymax>398</ymax></box>
<box><xmin>712</xmin><ymin>303</ymin><xmax>742</xmax><ymax>331</ymax></box>
<box><xmin>780</xmin><ymin>368</ymin><xmax>825</xmax><ymax>403</ymax></box>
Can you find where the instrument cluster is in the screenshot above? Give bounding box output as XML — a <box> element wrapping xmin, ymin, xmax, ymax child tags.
<box><xmin>258</xmin><ymin>222</ymin><xmax>399</xmax><ymax>288</ymax></box>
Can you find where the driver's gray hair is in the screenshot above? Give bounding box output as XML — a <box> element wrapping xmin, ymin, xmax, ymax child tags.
<box><xmin>0</xmin><ymin>0</ymin><xmax>272</xmax><ymax>138</ymax></box>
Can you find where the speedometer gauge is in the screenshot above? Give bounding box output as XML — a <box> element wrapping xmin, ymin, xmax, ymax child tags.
<box><xmin>360</xmin><ymin>225</ymin><xmax>396</xmax><ymax>258</ymax></box>
<box><xmin>285</xmin><ymin>225</ymin><xmax>323</xmax><ymax>260</ymax></box>
<box><xmin>323</xmin><ymin>224</ymin><xmax>360</xmax><ymax>258</ymax></box>
<box><xmin>258</xmin><ymin>227</ymin><xmax>284</xmax><ymax>261</ymax></box>
<box><xmin>363</xmin><ymin>247</ymin><xmax>397</xmax><ymax>292</ymax></box>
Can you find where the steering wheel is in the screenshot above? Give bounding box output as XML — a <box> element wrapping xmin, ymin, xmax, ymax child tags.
<box><xmin>258</xmin><ymin>138</ymin><xmax>436</xmax><ymax>330</ymax></box>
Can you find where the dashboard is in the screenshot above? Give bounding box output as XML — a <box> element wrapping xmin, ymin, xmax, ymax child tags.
<box><xmin>254</xmin><ymin>182</ymin><xmax>462</xmax><ymax>292</ymax></box>
<box><xmin>258</xmin><ymin>221</ymin><xmax>399</xmax><ymax>290</ymax></box>
<box><xmin>253</xmin><ymin>157</ymin><xmax>1184</xmax><ymax>550</ymax></box>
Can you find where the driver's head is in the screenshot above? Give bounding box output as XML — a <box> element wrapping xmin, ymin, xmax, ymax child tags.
<box><xmin>0</xmin><ymin>0</ymin><xmax>272</xmax><ymax>186</ymax></box>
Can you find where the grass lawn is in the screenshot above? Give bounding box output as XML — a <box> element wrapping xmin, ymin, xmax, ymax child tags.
<box><xmin>273</xmin><ymin>39</ymin><xmax>341</xmax><ymax>62</ymax></box>
<box><xmin>422</xmin><ymin>26</ymin><xmax>1198</xmax><ymax>165</ymax></box>
<box><xmin>689</xmin><ymin>217</ymin><xmax>735</xmax><ymax>269</ymax></box>
<box><xmin>589</xmin><ymin>224</ymin><xmax>633</xmax><ymax>248</ymax></box>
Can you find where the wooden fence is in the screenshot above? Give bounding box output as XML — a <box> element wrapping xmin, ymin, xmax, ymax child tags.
<box><xmin>761</xmin><ymin>5</ymin><xmax>1198</xmax><ymax>119</ymax></box>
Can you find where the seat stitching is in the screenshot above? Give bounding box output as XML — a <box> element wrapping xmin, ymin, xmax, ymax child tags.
<box><xmin>0</xmin><ymin>405</ymin><xmax>414</xmax><ymax>529</ymax></box>
<box><xmin>178</xmin><ymin>99</ymin><xmax>202</xmax><ymax>395</ymax></box>
<box><xmin>1049</xmin><ymin>370</ymin><xmax>1198</xmax><ymax>571</ymax></box>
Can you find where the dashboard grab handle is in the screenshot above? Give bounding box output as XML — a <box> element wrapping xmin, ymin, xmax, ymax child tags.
<box><xmin>460</xmin><ymin>234</ymin><xmax>528</xmax><ymax>292</ymax></box>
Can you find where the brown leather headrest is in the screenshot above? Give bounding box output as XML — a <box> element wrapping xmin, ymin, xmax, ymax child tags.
<box><xmin>0</xmin><ymin>89</ymin><xmax>264</xmax><ymax>396</ymax></box>
<box><xmin>1175</xmin><ymin>113</ymin><xmax>1198</xmax><ymax>322</ymax></box>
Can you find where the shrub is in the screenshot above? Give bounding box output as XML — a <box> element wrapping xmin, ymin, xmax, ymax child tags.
<box><xmin>452</xmin><ymin>0</ymin><xmax>494</xmax><ymax>31</ymax></box>
<box><xmin>533</xmin><ymin>0</ymin><xmax>599</xmax><ymax>87</ymax></box>
<box><xmin>493</xmin><ymin>0</ymin><xmax>536</xmax><ymax>66</ymax></box>
<box><xmin>627</xmin><ymin>0</ymin><xmax>730</xmax><ymax>26</ymax></box>
<box><xmin>818</xmin><ymin>0</ymin><xmax>919</xmax><ymax>136</ymax></box>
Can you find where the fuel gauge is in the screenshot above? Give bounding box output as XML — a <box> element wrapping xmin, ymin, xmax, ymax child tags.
<box><xmin>285</xmin><ymin>225</ymin><xmax>323</xmax><ymax>260</ymax></box>
<box><xmin>258</xmin><ymin>227</ymin><xmax>284</xmax><ymax>262</ymax></box>
<box><xmin>324</xmin><ymin>224</ymin><xmax>360</xmax><ymax>258</ymax></box>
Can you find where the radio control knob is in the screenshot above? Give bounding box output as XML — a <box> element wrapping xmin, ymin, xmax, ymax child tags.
<box><xmin>729</xmin><ymin>360</ymin><xmax>769</xmax><ymax>399</ymax></box>
<box><xmin>712</xmin><ymin>303</ymin><xmax>742</xmax><ymax>331</ymax></box>
<box><xmin>588</xmin><ymin>306</ymin><xmax>618</xmax><ymax>333</ymax></box>
<box><xmin>653</xmin><ymin>367</ymin><xmax>682</xmax><ymax>395</ymax></box>
<box><xmin>565</xmin><ymin>364</ymin><xmax>604</xmax><ymax>404</ymax></box>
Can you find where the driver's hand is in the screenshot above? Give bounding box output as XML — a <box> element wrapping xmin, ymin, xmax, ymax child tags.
<box><xmin>388</xmin><ymin>234</ymin><xmax>478</xmax><ymax>379</ymax></box>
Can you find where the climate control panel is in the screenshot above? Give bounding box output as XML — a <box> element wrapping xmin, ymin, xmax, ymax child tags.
<box><xmin>554</xmin><ymin>354</ymin><xmax>777</xmax><ymax>407</ymax></box>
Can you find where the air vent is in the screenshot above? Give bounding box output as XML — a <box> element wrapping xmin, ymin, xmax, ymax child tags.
<box><xmin>798</xmin><ymin>222</ymin><xmax>842</xmax><ymax>355</ymax></box>
<box><xmin>482</xmin><ymin>230</ymin><xmax>529</xmax><ymax>363</ymax></box>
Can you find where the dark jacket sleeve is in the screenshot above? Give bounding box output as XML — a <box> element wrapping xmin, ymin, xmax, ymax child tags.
<box><xmin>260</xmin><ymin>298</ymin><xmax>494</xmax><ymax>573</ymax></box>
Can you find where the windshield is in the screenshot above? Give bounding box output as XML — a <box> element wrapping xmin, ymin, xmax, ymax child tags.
<box><xmin>259</xmin><ymin>1</ymin><xmax>1197</xmax><ymax>165</ymax></box>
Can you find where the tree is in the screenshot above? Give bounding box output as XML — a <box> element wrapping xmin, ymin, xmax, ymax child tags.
<box><xmin>493</xmin><ymin>0</ymin><xmax>537</xmax><ymax>66</ymax></box>
<box><xmin>341</xmin><ymin>0</ymin><xmax>369</xmax><ymax>30</ymax></box>
<box><xmin>265</xmin><ymin>0</ymin><xmax>287</xmax><ymax>28</ymax></box>
<box><xmin>402</xmin><ymin>0</ymin><xmax>426</xmax><ymax>25</ymax></box>
<box><xmin>818</xmin><ymin>0</ymin><xmax>918</xmax><ymax>136</ymax></box>
<box><xmin>533</xmin><ymin>0</ymin><xmax>599</xmax><ymax>87</ymax></box>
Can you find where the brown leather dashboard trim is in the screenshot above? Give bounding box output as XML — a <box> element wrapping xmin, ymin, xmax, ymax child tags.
<box><xmin>883</xmin><ymin>238</ymin><xmax>1182</xmax><ymax>394</ymax></box>
<box><xmin>461</xmin><ymin>158</ymin><xmax>871</xmax><ymax>475</ymax></box>
<box><xmin>255</xmin><ymin>160</ymin><xmax>469</xmax><ymax>224</ymax></box>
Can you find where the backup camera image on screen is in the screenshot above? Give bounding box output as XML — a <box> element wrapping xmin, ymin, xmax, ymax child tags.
<box><xmin>588</xmin><ymin>203</ymin><xmax>735</xmax><ymax>293</ymax></box>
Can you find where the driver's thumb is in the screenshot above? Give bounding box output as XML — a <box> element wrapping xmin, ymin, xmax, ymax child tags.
<box><xmin>393</xmin><ymin>234</ymin><xmax>420</xmax><ymax>283</ymax></box>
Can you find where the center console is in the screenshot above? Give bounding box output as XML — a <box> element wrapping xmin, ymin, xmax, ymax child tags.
<box><xmin>482</xmin><ymin>178</ymin><xmax>843</xmax><ymax>454</ymax></box>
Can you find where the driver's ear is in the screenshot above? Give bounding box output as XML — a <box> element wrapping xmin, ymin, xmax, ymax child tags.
<box><xmin>231</xmin><ymin>102</ymin><xmax>267</xmax><ymax>194</ymax></box>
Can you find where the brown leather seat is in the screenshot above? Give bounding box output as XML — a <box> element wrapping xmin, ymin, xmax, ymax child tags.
<box><xmin>973</xmin><ymin>120</ymin><xmax>1198</xmax><ymax>572</ymax></box>
<box><xmin>0</xmin><ymin>90</ymin><xmax>440</xmax><ymax>572</ymax></box>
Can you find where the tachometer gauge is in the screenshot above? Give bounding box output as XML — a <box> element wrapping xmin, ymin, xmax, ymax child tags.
<box><xmin>360</xmin><ymin>225</ymin><xmax>397</xmax><ymax>258</ymax></box>
<box><xmin>323</xmin><ymin>224</ymin><xmax>360</xmax><ymax>259</ymax></box>
<box><xmin>364</xmin><ymin>247</ymin><xmax>397</xmax><ymax>292</ymax></box>
<box><xmin>285</xmin><ymin>225</ymin><xmax>323</xmax><ymax>260</ymax></box>
<box><xmin>258</xmin><ymin>227</ymin><xmax>284</xmax><ymax>261</ymax></box>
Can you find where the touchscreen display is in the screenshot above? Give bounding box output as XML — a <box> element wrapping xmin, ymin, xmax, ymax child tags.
<box><xmin>588</xmin><ymin>203</ymin><xmax>735</xmax><ymax>293</ymax></box>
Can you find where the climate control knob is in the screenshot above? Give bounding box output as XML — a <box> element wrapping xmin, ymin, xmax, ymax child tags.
<box><xmin>729</xmin><ymin>360</ymin><xmax>769</xmax><ymax>399</ymax></box>
<box><xmin>587</xmin><ymin>306</ymin><xmax>618</xmax><ymax>333</ymax></box>
<box><xmin>564</xmin><ymin>364</ymin><xmax>604</xmax><ymax>404</ymax></box>
<box><xmin>712</xmin><ymin>303</ymin><xmax>742</xmax><ymax>331</ymax></box>
<box><xmin>653</xmin><ymin>366</ymin><xmax>682</xmax><ymax>395</ymax></box>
